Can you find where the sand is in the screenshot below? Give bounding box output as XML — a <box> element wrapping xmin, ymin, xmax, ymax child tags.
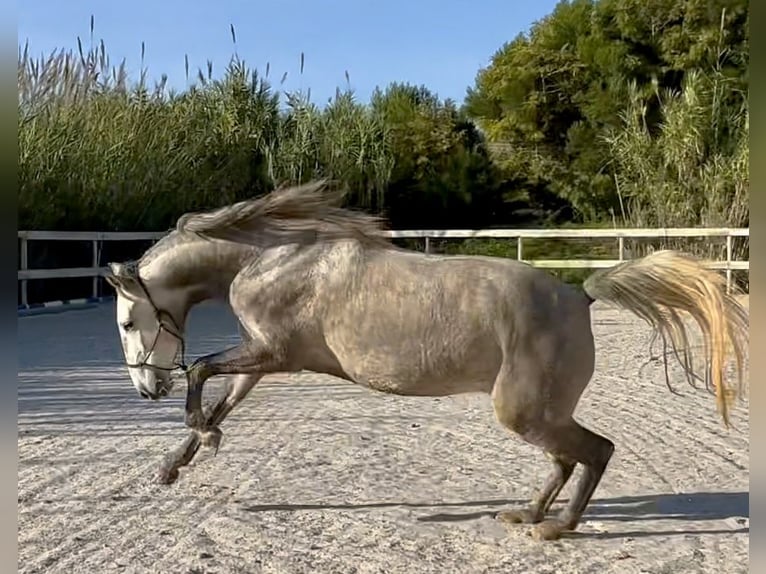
<box><xmin>18</xmin><ymin>300</ymin><xmax>749</xmax><ymax>574</ymax></box>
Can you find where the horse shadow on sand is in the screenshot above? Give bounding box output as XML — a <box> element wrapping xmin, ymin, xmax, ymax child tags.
<box><xmin>242</xmin><ymin>490</ymin><xmax>749</xmax><ymax>540</ymax></box>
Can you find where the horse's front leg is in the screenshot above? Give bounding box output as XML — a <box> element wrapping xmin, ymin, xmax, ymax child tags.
<box><xmin>157</xmin><ymin>373</ymin><xmax>261</xmax><ymax>484</ymax></box>
<box><xmin>183</xmin><ymin>341</ymin><xmax>284</xmax><ymax>431</ymax></box>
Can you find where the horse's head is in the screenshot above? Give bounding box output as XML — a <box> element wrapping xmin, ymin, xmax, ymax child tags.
<box><xmin>104</xmin><ymin>262</ymin><xmax>185</xmax><ymax>400</ymax></box>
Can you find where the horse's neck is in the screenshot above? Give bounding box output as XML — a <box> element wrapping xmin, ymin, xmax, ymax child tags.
<box><xmin>140</xmin><ymin>237</ymin><xmax>258</xmax><ymax>316</ymax></box>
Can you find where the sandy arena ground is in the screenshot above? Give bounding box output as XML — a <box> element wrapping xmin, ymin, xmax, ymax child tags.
<box><xmin>18</xmin><ymin>299</ymin><xmax>749</xmax><ymax>574</ymax></box>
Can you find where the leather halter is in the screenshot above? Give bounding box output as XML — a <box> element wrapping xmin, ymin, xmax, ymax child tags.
<box><xmin>123</xmin><ymin>272</ymin><xmax>188</xmax><ymax>373</ymax></box>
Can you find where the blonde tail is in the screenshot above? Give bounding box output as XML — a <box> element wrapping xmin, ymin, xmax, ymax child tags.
<box><xmin>582</xmin><ymin>250</ymin><xmax>749</xmax><ymax>427</ymax></box>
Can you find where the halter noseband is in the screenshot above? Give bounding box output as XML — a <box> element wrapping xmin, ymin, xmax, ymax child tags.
<box><xmin>124</xmin><ymin>272</ymin><xmax>188</xmax><ymax>373</ymax></box>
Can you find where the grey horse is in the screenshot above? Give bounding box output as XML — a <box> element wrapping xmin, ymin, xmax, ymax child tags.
<box><xmin>104</xmin><ymin>180</ymin><xmax>748</xmax><ymax>541</ymax></box>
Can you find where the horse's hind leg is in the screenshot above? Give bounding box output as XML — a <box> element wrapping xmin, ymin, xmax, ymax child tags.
<box><xmin>491</xmin><ymin>341</ymin><xmax>611</xmax><ymax>540</ymax></box>
<box><xmin>530</xmin><ymin>421</ymin><xmax>614</xmax><ymax>541</ymax></box>
<box><xmin>494</xmin><ymin>400</ymin><xmax>613</xmax><ymax>540</ymax></box>
<box><xmin>496</xmin><ymin>452</ymin><xmax>575</xmax><ymax>524</ymax></box>
<box><xmin>491</xmin><ymin>364</ymin><xmax>580</xmax><ymax>527</ymax></box>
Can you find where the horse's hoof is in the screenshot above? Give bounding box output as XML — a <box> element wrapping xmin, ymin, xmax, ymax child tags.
<box><xmin>156</xmin><ymin>465</ymin><xmax>179</xmax><ymax>485</ymax></box>
<box><xmin>530</xmin><ymin>518</ymin><xmax>572</xmax><ymax>541</ymax></box>
<box><xmin>200</xmin><ymin>426</ymin><xmax>223</xmax><ymax>453</ymax></box>
<box><xmin>496</xmin><ymin>508</ymin><xmax>542</xmax><ymax>525</ymax></box>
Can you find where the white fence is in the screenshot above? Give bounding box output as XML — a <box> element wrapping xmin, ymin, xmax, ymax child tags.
<box><xmin>18</xmin><ymin>227</ymin><xmax>749</xmax><ymax>306</ymax></box>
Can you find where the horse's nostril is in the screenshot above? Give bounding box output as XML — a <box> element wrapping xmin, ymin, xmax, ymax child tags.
<box><xmin>139</xmin><ymin>391</ymin><xmax>149</xmax><ymax>399</ymax></box>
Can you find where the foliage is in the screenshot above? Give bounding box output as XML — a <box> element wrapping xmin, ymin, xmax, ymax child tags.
<box><xmin>464</xmin><ymin>0</ymin><xmax>749</xmax><ymax>223</ymax></box>
<box><xmin>369</xmin><ymin>83</ymin><xmax>510</xmax><ymax>228</ymax></box>
<box><xmin>18</xmin><ymin>30</ymin><xmax>505</xmax><ymax>231</ymax></box>
<box><xmin>604</xmin><ymin>69</ymin><xmax>749</xmax><ymax>271</ymax></box>
<box><xmin>605</xmin><ymin>72</ymin><xmax>748</xmax><ymax>229</ymax></box>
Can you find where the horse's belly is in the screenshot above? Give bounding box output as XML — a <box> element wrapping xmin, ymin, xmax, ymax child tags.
<box><xmin>329</xmin><ymin>334</ymin><xmax>502</xmax><ymax>397</ymax></box>
<box><xmin>357</xmin><ymin>373</ymin><xmax>496</xmax><ymax>397</ymax></box>
<box><xmin>319</xmin><ymin>263</ymin><xmax>507</xmax><ymax>396</ymax></box>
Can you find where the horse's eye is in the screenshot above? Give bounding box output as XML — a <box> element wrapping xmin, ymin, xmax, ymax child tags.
<box><xmin>122</xmin><ymin>321</ymin><xmax>134</xmax><ymax>331</ymax></box>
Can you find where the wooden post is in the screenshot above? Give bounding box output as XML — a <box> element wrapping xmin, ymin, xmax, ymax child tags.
<box><xmin>20</xmin><ymin>236</ymin><xmax>28</xmax><ymax>307</ymax></box>
<box><xmin>92</xmin><ymin>239</ymin><xmax>99</xmax><ymax>299</ymax></box>
<box><xmin>424</xmin><ymin>236</ymin><xmax>430</xmax><ymax>254</ymax></box>
<box><xmin>618</xmin><ymin>236</ymin><xmax>624</xmax><ymax>261</ymax></box>
<box><xmin>726</xmin><ymin>234</ymin><xmax>733</xmax><ymax>294</ymax></box>
<box><xmin>517</xmin><ymin>237</ymin><xmax>523</xmax><ymax>260</ymax></box>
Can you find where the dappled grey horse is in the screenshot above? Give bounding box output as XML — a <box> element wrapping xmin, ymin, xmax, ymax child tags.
<box><xmin>105</xmin><ymin>181</ymin><xmax>748</xmax><ymax>541</ymax></box>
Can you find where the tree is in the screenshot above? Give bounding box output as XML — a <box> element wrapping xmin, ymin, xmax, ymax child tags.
<box><xmin>464</xmin><ymin>0</ymin><xmax>748</xmax><ymax>223</ymax></box>
<box><xmin>370</xmin><ymin>82</ymin><xmax>506</xmax><ymax>229</ymax></box>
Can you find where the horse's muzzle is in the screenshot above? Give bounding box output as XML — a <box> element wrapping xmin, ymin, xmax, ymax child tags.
<box><xmin>138</xmin><ymin>379</ymin><xmax>173</xmax><ymax>401</ymax></box>
<box><xmin>157</xmin><ymin>379</ymin><xmax>174</xmax><ymax>396</ymax></box>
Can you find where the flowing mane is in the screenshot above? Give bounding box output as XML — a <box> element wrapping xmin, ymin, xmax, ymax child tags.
<box><xmin>175</xmin><ymin>180</ymin><xmax>392</xmax><ymax>248</ymax></box>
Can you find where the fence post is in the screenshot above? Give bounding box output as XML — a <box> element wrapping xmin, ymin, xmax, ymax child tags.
<box><xmin>517</xmin><ymin>237</ymin><xmax>523</xmax><ymax>260</ymax></box>
<box><xmin>92</xmin><ymin>239</ymin><xmax>99</xmax><ymax>299</ymax></box>
<box><xmin>726</xmin><ymin>234</ymin><xmax>733</xmax><ymax>294</ymax></box>
<box><xmin>20</xmin><ymin>236</ymin><xmax>28</xmax><ymax>307</ymax></box>
<box><xmin>424</xmin><ymin>236</ymin><xmax>430</xmax><ymax>254</ymax></box>
<box><xmin>618</xmin><ymin>237</ymin><xmax>624</xmax><ymax>261</ymax></box>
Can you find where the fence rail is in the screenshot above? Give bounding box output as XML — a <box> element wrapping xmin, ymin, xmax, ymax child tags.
<box><xmin>18</xmin><ymin>227</ymin><xmax>749</xmax><ymax>306</ymax></box>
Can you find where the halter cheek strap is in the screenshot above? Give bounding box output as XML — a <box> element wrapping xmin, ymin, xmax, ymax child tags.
<box><xmin>124</xmin><ymin>273</ymin><xmax>188</xmax><ymax>373</ymax></box>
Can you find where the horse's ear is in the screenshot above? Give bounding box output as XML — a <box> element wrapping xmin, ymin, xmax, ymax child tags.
<box><xmin>104</xmin><ymin>272</ymin><xmax>120</xmax><ymax>290</ymax></box>
<box><xmin>104</xmin><ymin>262</ymin><xmax>140</xmax><ymax>295</ymax></box>
<box><xmin>109</xmin><ymin>262</ymin><xmax>131</xmax><ymax>277</ymax></box>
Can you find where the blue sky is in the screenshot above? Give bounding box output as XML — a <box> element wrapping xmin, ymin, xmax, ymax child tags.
<box><xmin>18</xmin><ymin>0</ymin><xmax>560</xmax><ymax>106</ymax></box>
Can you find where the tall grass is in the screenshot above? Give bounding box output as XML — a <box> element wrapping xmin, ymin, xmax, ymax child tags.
<box><xmin>603</xmin><ymin>69</ymin><xmax>749</xmax><ymax>287</ymax></box>
<box><xmin>606</xmin><ymin>73</ymin><xmax>748</xmax><ymax>230</ymax></box>
<box><xmin>18</xmin><ymin>26</ymin><xmax>395</xmax><ymax>231</ymax></box>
